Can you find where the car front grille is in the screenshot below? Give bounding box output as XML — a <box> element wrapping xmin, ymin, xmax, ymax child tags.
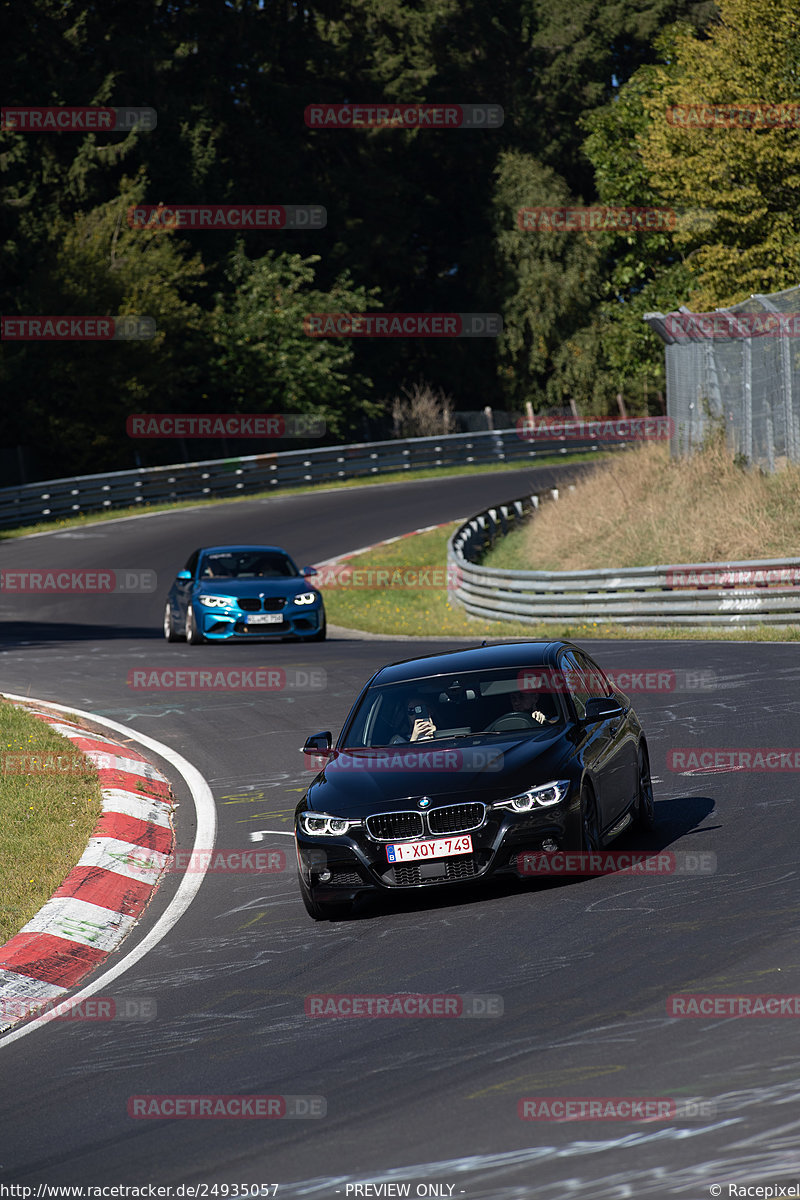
<box><xmin>365</xmin><ymin>811</ymin><xmax>425</xmax><ymax>841</ymax></box>
<box><xmin>385</xmin><ymin>854</ymin><xmax>482</xmax><ymax>887</ymax></box>
<box><xmin>427</xmin><ymin>803</ymin><xmax>486</xmax><ymax>834</ymax></box>
<box><xmin>236</xmin><ymin>597</ymin><xmax>286</xmax><ymax>612</ymax></box>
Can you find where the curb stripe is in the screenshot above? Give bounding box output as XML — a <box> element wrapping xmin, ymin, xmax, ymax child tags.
<box><xmin>0</xmin><ymin>704</ymin><xmax>176</xmax><ymax>1031</ymax></box>
<box><xmin>19</xmin><ymin>896</ymin><xmax>137</xmax><ymax>952</ymax></box>
<box><xmin>52</xmin><ymin>866</ymin><xmax>158</xmax><ymax>918</ymax></box>
<box><xmin>94</xmin><ymin>767</ymin><xmax>171</xmax><ymax>800</ymax></box>
<box><xmin>0</xmin><ymin>934</ymin><xmax>108</xmax><ymax>989</ymax></box>
<box><xmin>101</xmin><ymin>788</ymin><xmax>173</xmax><ymax>828</ymax></box>
<box><xmin>93</xmin><ymin>810</ymin><xmax>173</xmax><ymax>854</ymax></box>
<box><xmin>71</xmin><ymin>836</ymin><xmax>170</xmax><ymax>883</ymax></box>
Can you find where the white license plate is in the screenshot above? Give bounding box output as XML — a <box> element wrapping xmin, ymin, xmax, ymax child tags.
<box><xmin>245</xmin><ymin>613</ymin><xmax>283</xmax><ymax>625</ymax></box>
<box><xmin>386</xmin><ymin>835</ymin><xmax>473</xmax><ymax>863</ymax></box>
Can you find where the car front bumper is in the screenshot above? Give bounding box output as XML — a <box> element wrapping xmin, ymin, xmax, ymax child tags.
<box><xmin>197</xmin><ymin>605</ymin><xmax>325</xmax><ymax>640</ymax></box>
<box><xmin>295</xmin><ymin>801</ymin><xmax>577</xmax><ymax>901</ymax></box>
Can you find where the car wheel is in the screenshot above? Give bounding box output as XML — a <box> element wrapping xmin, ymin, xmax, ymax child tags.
<box><xmin>297</xmin><ymin>872</ymin><xmax>351</xmax><ymax>921</ymax></box>
<box><xmin>309</xmin><ymin>616</ymin><xmax>327</xmax><ymax>642</ymax></box>
<box><xmin>636</xmin><ymin>745</ymin><xmax>656</xmax><ymax>831</ymax></box>
<box><xmin>163</xmin><ymin>601</ymin><xmax>184</xmax><ymax>642</ymax></box>
<box><xmin>580</xmin><ymin>782</ymin><xmax>602</xmax><ymax>852</ymax></box>
<box><xmin>185</xmin><ymin>605</ymin><xmax>205</xmax><ymax>645</ymax></box>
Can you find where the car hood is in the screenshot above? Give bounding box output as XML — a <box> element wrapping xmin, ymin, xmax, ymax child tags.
<box><xmin>195</xmin><ymin>578</ymin><xmax>309</xmax><ymax>598</ymax></box>
<box><xmin>302</xmin><ymin>731</ymin><xmax>571</xmax><ymax>816</ymax></box>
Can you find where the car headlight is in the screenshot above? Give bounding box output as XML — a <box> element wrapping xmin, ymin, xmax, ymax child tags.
<box><xmin>293</xmin><ymin>591</ymin><xmax>317</xmax><ymax>606</ymax></box>
<box><xmin>198</xmin><ymin>595</ymin><xmax>236</xmax><ymax>608</ymax></box>
<box><xmin>298</xmin><ymin>812</ymin><xmax>361</xmax><ymax>837</ymax></box>
<box><xmin>493</xmin><ymin>780</ymin><xmax>570</xmax><ymax>812</ymax></box>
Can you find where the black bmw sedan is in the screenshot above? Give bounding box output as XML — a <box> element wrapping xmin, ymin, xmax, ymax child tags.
<box><xmin>295</xmin><ymin>640</ymin><xmax>655</xmax><ymax>919</ymax></box>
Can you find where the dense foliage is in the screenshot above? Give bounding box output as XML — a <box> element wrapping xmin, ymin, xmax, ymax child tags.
<box><xmin>8</xmin><ymin>0</ymin><xmax>795</xmax><ymax>481</ymax></box>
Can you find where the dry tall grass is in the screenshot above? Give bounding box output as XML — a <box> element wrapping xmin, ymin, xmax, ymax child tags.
<box><xmin>519</xmin><ymin>439</ymin><xmax>800</xmax><ymax>570</ymax></box>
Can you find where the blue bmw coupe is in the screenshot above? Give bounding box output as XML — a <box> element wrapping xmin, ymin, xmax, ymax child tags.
<box><xmin>163</xmin><ymin>545</ymin><xmax>326</xmax><ymax>643</ymax></box>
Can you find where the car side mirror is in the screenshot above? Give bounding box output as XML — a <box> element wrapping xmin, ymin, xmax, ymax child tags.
<box><xmin>583</xmin><ymin>696</ymin><xmax>624</xmax><ymax>723</ymax></box>
<box><xmin>303</xmin><ymin>731</ymin><xmax>332</xmax><ymax>754</ymax></box>
<box><xmin>301</xmin><ymin>566</ymin><xmax>318</xmax><ymax>577</ymax></box>
<box><xmin>176</xmin><ymin>569</ymin><xmax>192</xmax><ymax>581</ymax></box>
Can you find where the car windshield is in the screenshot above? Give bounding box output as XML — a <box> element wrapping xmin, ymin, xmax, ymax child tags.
<box><xmin>198</xmin><ymin>550</ymin><xmax>298</xmax><ymax>580</ymax></box>
<box><xmin>341</xmin><ymin>667</ymin><xmax>567</xmax><ymax>748</ymax></box>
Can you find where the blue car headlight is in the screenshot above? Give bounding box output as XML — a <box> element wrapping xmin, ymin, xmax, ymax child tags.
<box><xmin>293</xmin><ymin>591</ymin><xmax>318</xmax><ymax>606</ymax></box>
<box><xmin>298</xmin><ymin>812</ymin><xmax>361</xmax><ymax>837</ymax></box>
<box><xmin>493</xmin><ymin>780</ymin><xmax>570</xmax><ymax>812</ymax></box>
<box><xmin>198</xmin><ymin>595</ymin><xmax>236</xmax><ymax>609</ymax></box>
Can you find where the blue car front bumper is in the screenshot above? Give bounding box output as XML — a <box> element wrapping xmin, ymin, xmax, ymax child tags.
<box><xmin>194</xmin><ymin>600</ymin><xmax>325</xmax><ymax>640</ymax></box>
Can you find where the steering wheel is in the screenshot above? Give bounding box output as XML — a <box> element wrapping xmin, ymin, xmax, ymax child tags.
<box><xmin>483</xmin><ymin>712</ymin><xmax>538</xmax><ymax>733</ymax></box>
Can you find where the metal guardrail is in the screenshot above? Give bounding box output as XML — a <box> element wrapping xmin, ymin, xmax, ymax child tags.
<box><xmin>447</xmin><ymin>492</ymin><xmax>800</xmax><ymax>626</ymax></box>
<box><xmin>0</xmin><ymin>429</ymin><xmax>624</xmax><ymax>532</ymax></box>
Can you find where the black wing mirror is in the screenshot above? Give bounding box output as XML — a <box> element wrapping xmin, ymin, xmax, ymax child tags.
<box><xmin>583</xmin><ymin>697</ymin><xmax>624</xmax><ymax>723</ymax></box>
<box><xmin>303</xmin><ymin>731</ymin><xmax>332</xmax><ymax>754</ymax></box>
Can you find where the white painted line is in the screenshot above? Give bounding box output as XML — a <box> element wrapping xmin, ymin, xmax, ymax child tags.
<box><xmin>22</xmin><ymin>895</ymin><xmax>137</xmax><ymax>952</ymax></box>
<box><xmin>0</xmin><ymin>694</ymin><xmax>216</xmax><ymax>1047</ymax></box>
<box><xmin>250</xmin><ymin>829</ymin><xmax>295</xmax><ymax>841</ymax></box>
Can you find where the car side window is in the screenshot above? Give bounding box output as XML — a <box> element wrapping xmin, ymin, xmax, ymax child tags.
<box><xmin>559</xmin><ymin>651</ymin><xmax>591</xmax><ymax>720</ymax></box>
<box><xmin>574</xmin><ymin>651</ymin><xmax>613</xmax><ymax>700</ymax></box>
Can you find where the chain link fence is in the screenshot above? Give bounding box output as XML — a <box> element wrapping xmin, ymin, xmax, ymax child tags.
<box><xmin>645</xmin><ymin>284</ymin><xmax>800</xmax><ymax>470</ymax></box>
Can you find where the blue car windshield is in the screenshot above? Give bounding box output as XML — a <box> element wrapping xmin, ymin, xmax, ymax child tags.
<box><xmin>342</xmin><ymin>668</ymin><xmax>569</xmax><ymax>748</ymax></box>
<box><xmin>199</xmin><ymin>551</ymin><xmax>297</xmax><ymax>580</ymax></box>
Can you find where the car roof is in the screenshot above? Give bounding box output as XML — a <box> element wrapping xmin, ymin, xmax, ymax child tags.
<box><xmin>368</xmin><ymin>641</ymin><xmax>575</xmax><ymax>686</ymax></box>
<box><xmin>199</xmin><ymin>545</ymin><xmax>291</xmax><ymax>555</ymax></box>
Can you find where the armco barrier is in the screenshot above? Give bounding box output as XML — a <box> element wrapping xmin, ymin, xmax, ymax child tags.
<box><xmin>0</xmin><ymin>429</ymin><xmax>623</xmax><ymax>532</ymax></box>
<box><xmin>447</xmin><ymin>493</ymin><xmax>800</xmax><ymax>626</ymax></box>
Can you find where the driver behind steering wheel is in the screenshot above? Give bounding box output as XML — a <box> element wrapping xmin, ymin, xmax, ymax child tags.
<box><xmin>508</xmin><ymin>689</ymin><xmax>559</xmax><ymax>725</ymax></box>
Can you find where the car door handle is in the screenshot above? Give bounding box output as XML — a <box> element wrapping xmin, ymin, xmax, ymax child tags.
<box><xmin>609</xmin><ymin>723</ymin><xmax>619</xmax><ymax>735</ymax></box>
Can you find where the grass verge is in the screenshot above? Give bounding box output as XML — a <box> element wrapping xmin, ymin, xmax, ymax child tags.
<box><xmin>0</xmin><ymin>700</ymin><xmax>103</xmax><ymax>944</ymax></box>
<box><xmin>0</xmin><ymin>450</ymin><xmax>610</xmax><ymax>541</ymax></box>
<box><xmin>486</xmin><ymin>438</ymin><xmax>800</xmax><ymax>571</ymax></box>
<box><xmin>321</xmin><ymin>523</ymin><xmax>800</xmax><ymax>642</ymax></box>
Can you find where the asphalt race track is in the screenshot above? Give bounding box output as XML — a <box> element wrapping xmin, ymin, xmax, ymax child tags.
<box><xmin>2</xmin><ymin>466</ymin><xmax>800</xmax><ymax>1198</ymax></box>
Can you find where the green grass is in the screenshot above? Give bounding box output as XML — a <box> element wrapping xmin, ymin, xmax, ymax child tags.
<box><xmin>0</xmin><ymin>700</ymin><xmax>103</xmax><ymax>943</ymax></box>
<box><xmin>322</xmin><ymin>523</ymin><xmax>800</xmax><ymax>642</ymax></box>
<box><xmin>0</xmin><ymin>450</ymin><xmax>610</xmax><ymax>541</ymax></box>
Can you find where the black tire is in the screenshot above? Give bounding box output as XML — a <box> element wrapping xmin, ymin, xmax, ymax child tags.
<box><xmin>308</xmin><ymin>616</ymin><xmax>327</xmax><ymax>642</ymax></box>
<box><xmin>580</xmin><ymin>782</ymin><xmax>602</xmax><ymax>853</ymax></box>
<box><xmin>163</xmin><ymin>601</ymin><xmax>184</xmax><ymax>642</ymax></box>
<box><xmin>185</xmin><ymin>605</ymin><xmax>205</xmax><ymax>645</ymax></box>
<box><xmin>297</xmin><ymin>872</ymin><xmax>351</xmax><ymax>921</ymax></box>
<box><xmin>636</xmin><ymin>744</ymin><xmax>656</xmax><ymax>831</ymax></box>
